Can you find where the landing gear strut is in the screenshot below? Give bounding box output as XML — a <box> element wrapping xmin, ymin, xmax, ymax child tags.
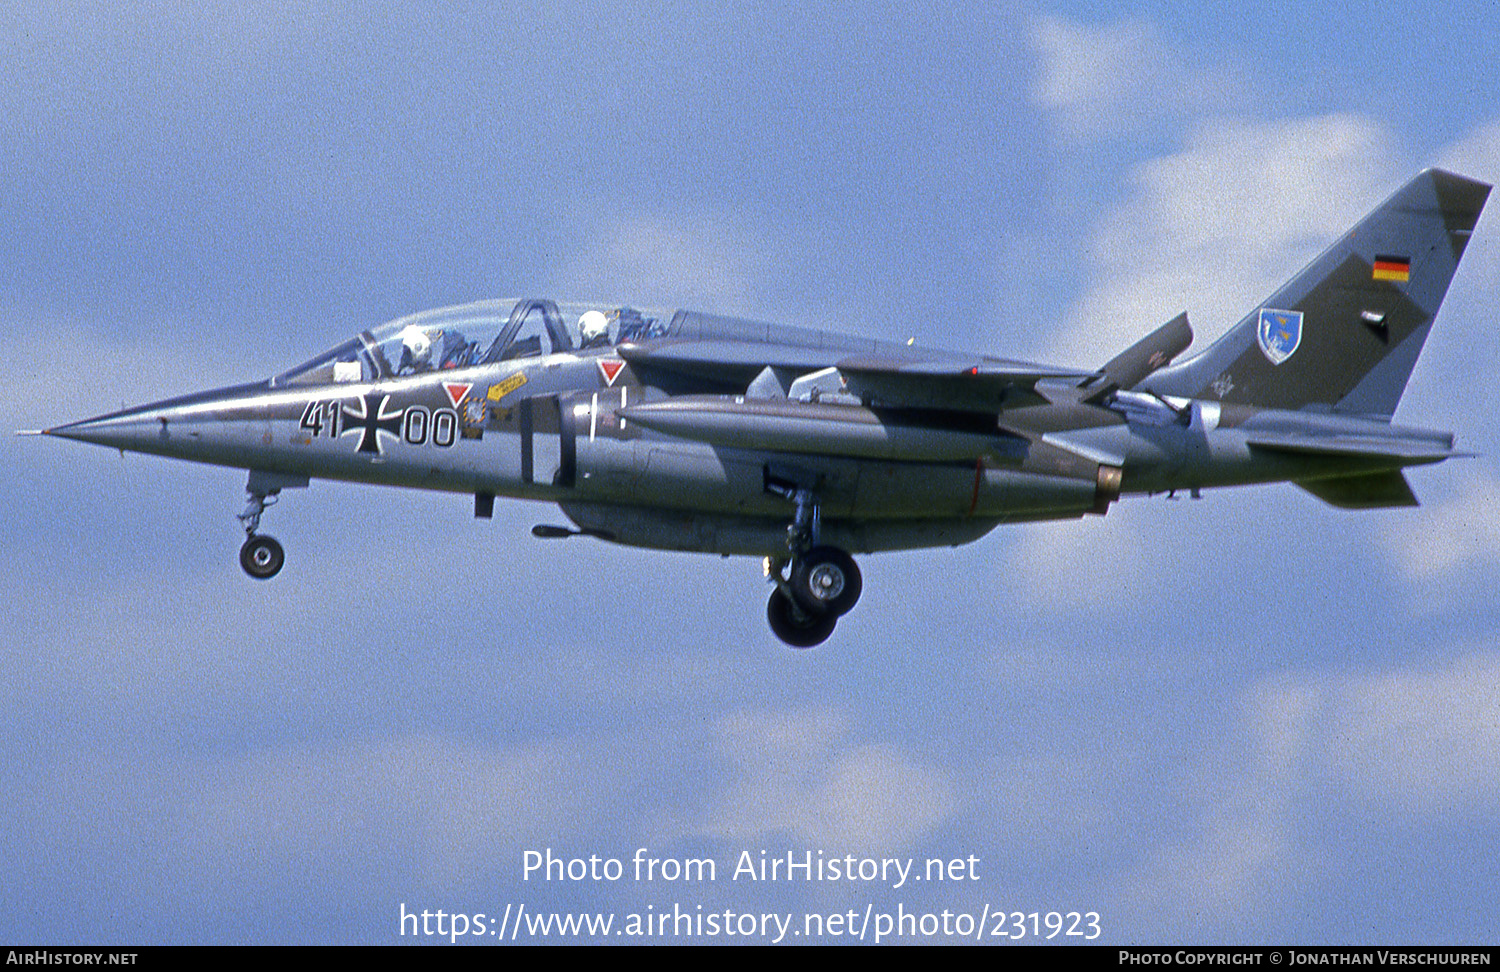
<box><xmin>761</xmin><ymin>482</ymin><xmax>863</xmax><ymax>648</ymax></box>
<box><xmin>235</xmin><ymin>471</ymin><xmax>305</xmax><ymax>580</ymax></box>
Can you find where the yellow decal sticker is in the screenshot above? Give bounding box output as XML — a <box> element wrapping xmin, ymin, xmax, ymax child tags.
<box><xmin>487</xmin><ymin>372</ymin><xmax>528</xmax><ymax>401</ymax></box>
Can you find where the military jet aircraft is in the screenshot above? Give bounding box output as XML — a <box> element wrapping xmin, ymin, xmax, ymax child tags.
<box><xmin>33</xmin><ymin>169</ymin><xmax>1489</xmax><ymax>647</ymax></box>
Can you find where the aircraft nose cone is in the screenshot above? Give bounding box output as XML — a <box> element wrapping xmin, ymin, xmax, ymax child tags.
<box><xmin>42</xmin><ymin>380</ymin><xmax>274</xmax><ymax>455</ymax></box>
<box><xmin>45</xmin><ymin>410</ymin><xmax>172</xmax><ymax>450</ymax></box>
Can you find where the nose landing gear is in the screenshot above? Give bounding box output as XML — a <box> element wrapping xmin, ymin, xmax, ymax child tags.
<box><xmin>235</xmin><ymin>471</ymin><xmax>306</xmax><ymax>580</ymax></box>
<box><xmin>237</xmin><ymin>488</ymin><xmax>284</xmax><ymax>580</ymax></box>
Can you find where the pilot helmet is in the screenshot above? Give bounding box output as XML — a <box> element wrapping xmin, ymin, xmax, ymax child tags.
<box><xmin>399</xmin><ymin>325</ymin><xmax>434</xmax><ymax>369</ymax></box>
<box><xmin>579</xmin><ymin>310</ymin><xmax>609</xmax><ymax>345</ymax></box>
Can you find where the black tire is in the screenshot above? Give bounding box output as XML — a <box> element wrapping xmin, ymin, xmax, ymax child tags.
<box><xmin>790</xmin><ymin>546</ymin><xmax>862</xmax><ymax>617</ymax></box>
<box><xmin>239</xmin><ymin>534</ymin><xmax>285</xmax><ymax>580</ymax></box>
<box><xmin>766</xmin><ymin>588</ymin><xmax>837</xmax><ymax>649</ymax></box>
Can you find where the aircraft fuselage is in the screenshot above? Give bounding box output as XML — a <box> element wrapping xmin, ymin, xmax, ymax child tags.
<box><xmin>38</xmin><ymin>169</ymin><xmax>1489</xmax><ymax>646</ymax></box>
<box><xmin>49</xmin><ymin>337</ymin><xmax>1452</xmax><ymax>557</ymax></box>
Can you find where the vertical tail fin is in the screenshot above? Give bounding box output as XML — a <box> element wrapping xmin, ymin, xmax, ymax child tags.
<box><xmin>1142</xmin><ymin>169</ymin><xmax>1489</xmax><ymax>417</ymax></box>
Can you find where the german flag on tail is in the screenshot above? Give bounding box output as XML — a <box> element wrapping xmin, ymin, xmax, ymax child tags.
<box><xmin>1372</xmin><ymin>254</ymin><xmax>1411</xmax><ymax>282</ymax></box>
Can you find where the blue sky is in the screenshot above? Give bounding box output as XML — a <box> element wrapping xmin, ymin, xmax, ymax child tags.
<box><xmin>5</xmin><ymin>1</ymin><xmax>1500</xmax><ymax>944</ymax></box>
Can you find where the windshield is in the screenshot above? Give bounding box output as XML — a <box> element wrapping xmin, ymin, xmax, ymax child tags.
<box><xmin>274</xmin><ymin>299</ymin><xmax>674</xmax><ymax>386</ymax></box>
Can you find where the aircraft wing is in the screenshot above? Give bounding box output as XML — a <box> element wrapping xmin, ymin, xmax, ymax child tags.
<box><xmin>618</xmin><ymin>339</ymin><xmax>1091</xmax><ymax>411</ymax></box>
<box><xmin>833</xmin><ymin>355</ymin><xmax>1093</xmax><ymax>411</ymax></box>
<box><xmin>616</xmin><ymin>339</ymin><xmax>840</xmax><ymax>375</ymax></box>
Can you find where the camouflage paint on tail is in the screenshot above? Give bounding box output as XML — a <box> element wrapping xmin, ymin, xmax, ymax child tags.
<box><xmin>1143</xmin><ymin>168</ymin><xmax>1489</xmax><ymax>418</ymax></box>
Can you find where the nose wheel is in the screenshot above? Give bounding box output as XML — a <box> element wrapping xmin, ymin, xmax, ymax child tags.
<box><xmin>239</xmin><ymin>534</ymin><xmax>285</xmax><ymax>579</ymax></box>
<box><xmin>235</xmin><ymin>472</ymin><xmax>302</xmax><ymax>580</ymax></box>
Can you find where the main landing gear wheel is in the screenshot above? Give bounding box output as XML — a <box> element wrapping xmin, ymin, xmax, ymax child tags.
<box><xmin>767</xmin><ymin>588</ymin><xmax>838</xmax><ymax>649</ymax></box>
<box><xmin>760</xmin><ymin>484</ymin><xmax>864</xmax><ymax>648</ymax></box>
<box><xmin>240</xmin><ymin>535</ymin><xmax>284</xmax><ymax>580</ymax></box>
<box><xmin>790</xmin><ymin>545</ymin><xmax>862</xmax><ymax>618</ymax></box>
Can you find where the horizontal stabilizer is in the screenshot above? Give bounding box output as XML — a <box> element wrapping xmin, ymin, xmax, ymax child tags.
<box><xmin>1245</xmin><ymin>430</ymin><xmax>1460</xmax><ymax>463</ymax></box>
<box><xmin>1295</xmin><ymin>471</ymin><xmax>1418</xmax><ymax>509</ymax></box>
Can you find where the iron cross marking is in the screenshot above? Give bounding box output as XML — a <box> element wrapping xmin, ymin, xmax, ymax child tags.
<box><xmin>341</xmin><ymin>392</ymin><xmax>404</xmax><ymax>454</ymax></box>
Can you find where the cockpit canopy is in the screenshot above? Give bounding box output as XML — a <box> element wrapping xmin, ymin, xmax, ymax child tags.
<box><xmin>274</xmin><ymin>299</ymin><xmax>672</xmax><ymax>386</ymax></box>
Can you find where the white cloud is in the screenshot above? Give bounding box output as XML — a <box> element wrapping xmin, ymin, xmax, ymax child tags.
<box><xmin>1027</xmin><ymin>15</ymin><xmax>1163</xmax><ymax>142</ymax></box>
<box><xmin>3</xmin><ymin>731</ymin><xmax>639</xmax><ymax>908</ymax></box>
<box><xmin>1110</xmin><ymin>648</ymin><xmax>1500</xmax><ymax>935</ymax></box>
<box><xmin>1383</xmin><ymin>472</ymin><xmax>1500</xmax><ymax>581</ymax></box>
<box><xmin>1318</xmin><ymin>651</ymin><xmax>1500</xmax><ymax>815</ymax></box>
<box><xmin>1001</xmin><ymin>509</ymin><xmax>1147</xmax><ymax>610</ymax></box>
<box><xmin>2</xmin><ymin>306</ymin><xmax>259</xmax><ymax>432</ymax></box>
<box><xmin>555</xmin><ymin>211</ymin><xmax>775</xmax><ymax>310</ymax></box>
<box><xmin>702</xmin><ymin>709</ymin><xmax>956</xmax><ymax>851</ymax></box>
<box><xmin>1436</xmin><ymin>120</ymin><xmax>1500</xmax><ymax>295</ymax></box>
<box><xmin>1049</xmin><ymin>114</ymin><xmax>1397</xmax><ymax>363</ymax></box>
<box><xmin>1437</xmin><ymin>119</ymin><xmax>1500</xmax><ymax>189</ymax></box>
<box><xmin>995</xmin><ymin>489</ymin><xmax>1284</xmax><ymax>616</ymax></box>
<box><xmin>974</xmin><ymin>753</ymin><xmax>1114</xmax><ymax>850</ymax></box>
<box><xmin>162</xmin><ymin>733</ymin><xmax>627</xmax><ymax>892</ymax></box>
<box><xmin>1111</xmin><ymin>679</ymin><xmax>1319</xmax><ymax>931</ymax></box>
<box><xmin>1026</xmin><ymin>15</ymin><xmax>1248</xmax><ymax>145</ymax></box>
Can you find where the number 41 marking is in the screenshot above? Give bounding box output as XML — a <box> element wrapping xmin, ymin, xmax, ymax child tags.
<box><xmin>299</xmin><ymin>400</ymin><xmax>341</xmax><ymax>438</ymax></box>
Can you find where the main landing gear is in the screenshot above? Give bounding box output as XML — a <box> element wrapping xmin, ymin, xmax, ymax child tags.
<box><xmin>763</xmin><ymin>485</ymin><xmax>862</xmax><ymax>649</ymax></box>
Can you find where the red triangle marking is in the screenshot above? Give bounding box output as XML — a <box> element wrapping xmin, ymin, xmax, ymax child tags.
<box><xmin>444</xmin><ymin>383</ymin><xmax>472</xmax><ymax>407</ymax></box>
<box><xmin>597</xmin><ymin>360</ymin><xmax>626</xmax><ymax>386</ymax></box>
